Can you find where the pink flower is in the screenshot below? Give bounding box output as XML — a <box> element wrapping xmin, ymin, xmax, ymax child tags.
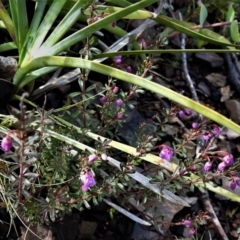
<box><xmin>1</xmin><ymin>135</ymin><xmax>12</xmax><ymax>152</ymax></box>
<box><xmin>203</xmin><ymin>161</ymin><xmax>212</xmax><ymax>172</ymax></box>
<box><xmin>115</xmin><ymin>99</ymin><xmax>123</xmax><ymax>107</ymax></box>
<box><xmin>159</xmin><ymin>146</ymin><xmax>173</xmax><ymax>161</ymax></box>
<box><xmin>88</xmin><ymin>154</ymin><xmax>98</xmax><ymax>162</ymax></box>
<box><xmin>100</xmin><ymin>96</ymin><xmax>107</xmax><ymax>104</ymax></box>
<box><xmin>217</xmin><ymin>162</ymin><xmax>227</xmax><ymax>172</ymax></box>
<box><xmin>80</xmin><ymin>171</ymin><xmax>95</xmax><ymax>191</ymax></box>
<box><xmin>183</xmin><ymin>220</ymin><xmax>192</xmax><ymax>227</ymax></box>
<box><xmin>222</xmin><ymin>154</ymin><xmax>233</xmax><ymax>167</ymax></box>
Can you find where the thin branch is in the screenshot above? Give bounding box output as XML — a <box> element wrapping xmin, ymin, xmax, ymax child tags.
<box><xmin>201</xmin><ymin>192</ymin><xmax>229</xmax><ymax>240</ymax></box>
<box><xmin>178</xmin><ymin>12</ymin><xmax>199</xmax><ymax>103</ymax></box>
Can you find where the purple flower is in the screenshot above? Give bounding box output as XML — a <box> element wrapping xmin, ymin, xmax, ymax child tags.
<box><xmin>222</xmin><ymin>154</ymin><xmax>233</xmax><ymax>167</ymax></box>
<box><xmin>117</xmin><ymin>113</ymin><xmax>123</xmax><ymax>119</ymax></box>
<box><xmin>126</xmin><ymin>65</ymin><xmax>132</xmax><ymax>73</ymax></box>
<box><xmin>189</xmin><ymin>228</ymin><xmax>195</xmax><ymax>236</ymax></box>
<box><xmin>183</xmin><ymin>220</ymin><xmax>192</xmax><ymax>227</ymax></box>
<box><xmin>80</xmin><ymin>171</ymin><xmax>95</xmax><ymax>191</ymax></box>
<box><xmin>203</xmin><ymin>133</ymin><xmax>212</xmax><ymax>141</ymax></box>
<box><xmin>217</xmin><ymin>162</ymin><xmax>227</xmax><ymax>172</ymax></box>
<box><xmin>111</xmin><ymin>21</ymin><xmax>117</xmax><ymax>27</ymax></box>
<box><xmin>230</xmin><ymin>181</ymin><xmax>236</xmax><ymax>190</ymax></box>
<box><xmin>101</xmin><ymin>153</ymin><xmax>108</xmax><ymax>161</ymax></box>
<box><xmin>192</xmin><ymin>122</ymin><xmax>198</xmax><ymax>129</ymax></box>
<box><xmin>115</xmin><ymin>99</ymin><xmax>123</xmax><ymax>107</ymax></box>
<box><xmin>236</xmin><ymin>178</ymin><xmax>240</xmax><ymax>187</ymax></box>
<box><xmin>100</xmin><ymin>96</ymin><xmax>107</xmax><ymax>104</ymax></box>
<box><xmin>112</xmin><ymin>86</ymin><xmax>119</xmax><ymax>93</ymax></box>
<box><xmin>185</xmin><ymin>109</ymin><xmax>192</xmax><ymax>116</ymax></box>
<box><xmin>212</xmin><ymin>126</ymin><xmax>221</xmax><ymax>135</ymax></box>
<box><xmin>178</xmin><ymin>110</ymin><xmax>185</xmax><ymax>119</ymax></box>
<box><xmin>115</xmin><ymin>56</ymin><xmax>122</xmax><ymax>64</ymax></box>
<box><xmin>88</xmin><ymin>154</ymin><xmax>98</xmax><ymax>162</ymax></box>
<box><xmin>1</xmin><ymin>135</ymin><xmax>12</xmax><ymax>152</ymax></box>
<box><xmin>203</xmin><ymin>161</ymin><xmax>212</xmax><ymax>172</ymax></box>
<box><xmin>159</xmin><ymin>146</ymin><xmax>173</xmax><ymax>161</ymax></box>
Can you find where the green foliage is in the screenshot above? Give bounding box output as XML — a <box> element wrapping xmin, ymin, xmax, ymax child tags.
<box><xmin>0</xmin><ymin>0</ymin><xmax>240</xmax><ymax>237</ymax></box>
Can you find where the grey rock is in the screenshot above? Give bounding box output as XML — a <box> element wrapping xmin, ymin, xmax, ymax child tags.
<box><xmin>225</xmin><ymin>100</ymin><xmax>240</xmax><ymax>123</ymax></box>
<box><xmin>118</xmin><ymin>107</ymin><xmax>156</xmax><ymax>147</ymax></box>
<box><xmin>195</xmin><ymin>53</ymin><xmax>224</xmax><ymax>68</ymax></box>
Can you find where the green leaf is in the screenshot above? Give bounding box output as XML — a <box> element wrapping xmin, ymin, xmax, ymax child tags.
<box><xmin>13</xmin><ymin>56</ymin><xmax>240</xmax><ymax>137</ymax></box>
<box><xmin>0</xmin><ymin>1</ymin><xmax>16</xmax><ymax>43</ymax></box>
<box><xmin>199</xmin><ymin>3</ymin><xmax>208</xmax><ymax>26</ymax></box>
<box><xmin>230</xmin><ymin>20</ymin><xmax>240</xmax><ymax>42</ymax></box>
<box><xmin>45</xmin><ymin>0</ymin><xmax>158</xmax><ymax>56</ymax></box>
<box><xmin>155</xmin><ymin>15</ymin><xmax>236</xmax><ymax>47</ymax></box>
<box><xmin>226</xmin><ymin>3</ymin><xmax>235</xmax><ymax>22</ymax></box>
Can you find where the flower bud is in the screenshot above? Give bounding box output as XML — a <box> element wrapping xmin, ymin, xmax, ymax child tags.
<box><xmin>192</xmin><ymin>122</ymin><xmax>198</xmax><ymax>129</ymax></box>
<box><xmin>126</xmin><ymin>66</ymin><xmax>132</xmax><ymax>73</ymax></box>
<box><xmin>188</xmin><ymin>165</ymin><xmax>196</xmax><ymax>171</ymax></box>
<box><xmin>1</xmin><ymin>135</ymin><xmax>12</xmax><ymax>152</ymax></box>
<box><xmin>115</xmin><ymin>99</ymin><xmax>123</xmax><ymax>107</ymax></box>
<box><xmin>115</xmin><ymin>56</ymin><xmax>122</xmax><ymax>64</ymax></box>
<box><xmin>203</xmin><ymin>161</ymin><xmax>212</xmax><ymax>172</ymax></box>
<box><xmin>212</xmin><ymin>126</ymin><xmax>221</xmax><ymax>135</ymax></box>
<box><xmin>111</xmin><ymin>21</ymin><xmax>116</xmax><ymax>27</ymax></box>
<box><xmin>230</xmin><ymin>181</ymin><xmax>236</xmax><ymax>190</ymax></box>
<box><xmin>236</xmin><ymin>178</ymin><xmax>240</xmax><ymax>187</ymax></box>
<box><xmin>117</xmin><ymin>113</ymin><xmax>123</xmax><ymax>119</ymax></box>
<box><xmin>100</xmin><ymin>96</ymin><xmax>107</xmax><ymax>104</ymax></box>
<box><xmin>178</xmin><ymin>111</ymin><xmax>185</xmax><ymax>119</ymax></box>
<box><xmin>185</xmin><ymin>109</ymin><xmax>192</xmax><ymax>116</ymax></box>
<box><xmin>183</xmin><ymin>220</ymin><xmax>192</xmax><ymax>227</ymax></box>
<box><xmin>88</xmin><ymin>154</ymin><xmax>98</xmax><ymax>162</ymax></box>
<box><xmin>217</xmin><ymin>162</ymin><xmax>227</xmax><ymax>172</ymax></box>
<box><xmin>101</xmin><ymin>153</ymin><xmax>108</xmax><ymax>161</ymax></box>
<box><xmin>189</xmin><ymin>228</ymin><xmax>195</xmax><ymax>236</ymax></box>
<box><xmin>112</xmin><ymin>86</ymin><xmax>119</xmax><ymax>93</ymax></box>
<box><xmin>222</xmin><ymin>154</ymin><xmax>233</xmax><ymax>167</ymax></box>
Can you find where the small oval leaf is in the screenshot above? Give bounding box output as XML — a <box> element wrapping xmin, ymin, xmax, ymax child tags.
<box><xmin>200</xmin><ymin>4</ymin><xmax>208</xmax><ymax>26</ymax></box>
<box><xmin>230</xmin><ymin>20</ymin><xmax>240</xmax><ymax>42</ymax></box>
<box><xmin>226</xmin><ymin>4</ymin><xmax>235</xmax><ymax>22</ymax></box>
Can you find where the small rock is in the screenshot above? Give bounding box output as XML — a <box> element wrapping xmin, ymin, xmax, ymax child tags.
<box><xmin>220</xmin><ymin>85</ymin><xmax>231</xmax><ymax>102</ymax></box>
<box><xmin>197</xmin><ymin>81</ymin><xmax>211</xmax><ymax>96</ymax></box>
<box><xmin>165</xmin><ymin>66</ymin><xmax>175</xmax><ymax>78</ymax></box>
<box><xmin>131</xmin><ymin>223</ymin><xmax>159</xmax><ymax>240</ymax></box>
<box><xmin>225</xmin><ymin>100</ymin><xmax>240</xmax><ymax>123</ymax></box>
<box><xmin>195</xmin><ymin>53</ymin><xmax>224</xmax><ymax>68</ymax></box>
<box><xmin>226</xmin><ymin>129</ymin><xmax>240</xmax><ymax>139</ymax></box>
<box><xmin>205</xmin><ymin>73</ymin><xmax>227</xmax><ymax>87</ymax></box>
